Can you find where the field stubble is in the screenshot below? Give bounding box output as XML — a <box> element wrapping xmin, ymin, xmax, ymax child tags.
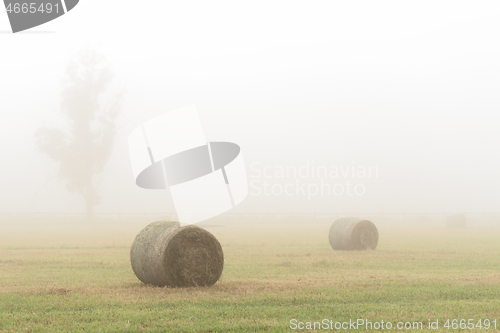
<box><xmin>0</xmin><ymin>217</ymin><xmax>499</xmax><ymax>332</ymax></box>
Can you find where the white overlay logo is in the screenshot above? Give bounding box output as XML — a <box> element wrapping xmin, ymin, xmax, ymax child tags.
<box><xmin>128</xmin><ymin>105</ymin><xmax>248</xmax><ymax>225</ymax></box>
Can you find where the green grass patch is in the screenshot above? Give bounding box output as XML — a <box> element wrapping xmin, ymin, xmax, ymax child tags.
<box><xmin>0</xmin><ymin>220</ymin><xmax>499</xmax><ymax>332</ymax></box>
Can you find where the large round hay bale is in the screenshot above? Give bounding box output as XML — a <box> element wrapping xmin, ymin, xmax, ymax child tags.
<box><xmin>446</xmin><ymin>214</ymin><xmax>467</xmax><ymax>228</ymax></box>
<box><xmin>130</xmin><ymin>221</ymin><xmax>224</xmax><ymax>287</ymax></box>
<box><xmin>329</xmin><ymin>217</ymin><xmax>379</xmax><ymax>250</ymax></box>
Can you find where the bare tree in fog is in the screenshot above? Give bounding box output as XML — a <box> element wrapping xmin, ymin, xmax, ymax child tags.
<box><xmin>35</xmin><ymin>49</ymin><xmax>123</xmax><ymax>219</ymax></box>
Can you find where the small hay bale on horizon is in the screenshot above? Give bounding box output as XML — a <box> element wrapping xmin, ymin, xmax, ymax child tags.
<box><xmin>446</xmin><ymin>214</ymin><xmax>467</xmax><ymax>228</ymax></box>
<box><xmin>413</xmin><ymin>214</ymin><xmax>430</xmax><ymax>225</ymax></box>
<box><xmin>329</xmin><ymin>217</ymin><xmax>379</xmax><ymax>251</ymax></box>
<box><xmin>130</xmin><ymin>221</ymin><xmax>224</xmax><ymax>288</ymax></box>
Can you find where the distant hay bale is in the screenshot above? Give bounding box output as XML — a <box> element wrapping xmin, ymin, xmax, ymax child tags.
<box><xmin>130</xmin><ymin>221</ymin><xmax>224</xmax><ymax>287</ymax></box>
<box><xmin>446</xmin><ymin>214</ymin><xmax>467</xmax><ymax>228</ymax></box>
<box><xmin>413</xmin><ymin>214</ymin><xmax>430</xmax><ymax>225</ymax></box>
<box><xmin>329</xmin><ymin>217</ymin><xmax>379</xmax><ymax>250</ymax></box>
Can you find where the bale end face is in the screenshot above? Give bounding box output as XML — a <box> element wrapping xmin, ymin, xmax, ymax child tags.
<box><xmin>130</xmin><ymin>221</ymin><xmax>224</xmax><ymax>288</ymax></box>
<box><xmin>164</xmin><ymin>225</ymin><xmax>224</xmax><ymax>287</ymax></box>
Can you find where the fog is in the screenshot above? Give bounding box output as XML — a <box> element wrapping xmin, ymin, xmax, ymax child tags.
<box><xmin>1</xmin><ymin>1</ymin><xmax>500</xmax><ymax>217</ymax></box>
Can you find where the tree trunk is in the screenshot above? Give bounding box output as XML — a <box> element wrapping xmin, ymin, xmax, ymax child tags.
<box><xmin>86</xmin><ymin>200</ymin><xmax>94</xmax><ymax>220</ymax></box>
<box><xmin>85</xmin><ymin>186</ymin><xmax>95</xmax><ymax>220</ymax></box>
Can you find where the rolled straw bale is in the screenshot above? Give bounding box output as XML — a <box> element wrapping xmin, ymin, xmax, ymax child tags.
<box><xmin>329</xmin><ymin>217</ymin><xmax>379</xmax><ymax>250</ymax></box>
<box><xmin>446</xmin><ymin>214</ymin><xmax>467</xmax><ymax>228</ymax></box>
<box><xmin>130</xmin><ymin>221</ymin><xmax>224</xmax><ymax>287</ymax></box>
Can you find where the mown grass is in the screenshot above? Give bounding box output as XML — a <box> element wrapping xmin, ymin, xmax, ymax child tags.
<box><xmin>0</xmin><ymin>218</ymin><xmax>499</xmax><ymax>332</ymax></box>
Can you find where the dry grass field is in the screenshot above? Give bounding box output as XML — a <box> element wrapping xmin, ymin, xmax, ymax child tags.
<box><xmin>0</xmin><ymin>217</ymin><xmax>499</xmax><ymax>332</ymax></box>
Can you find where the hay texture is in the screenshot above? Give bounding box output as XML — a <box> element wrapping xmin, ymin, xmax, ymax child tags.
<box><xmin>329</xmin><ymin>217</ymin><xmax>379</xmax><ymax>250</ymax></box>
<box><xmin>446</xmin><ymin>214</ymin><xmax>467</xmax><ymax>228</ymax></box>
<box><xmin>130</xmin><ymin>221</ymin><xmax>224</xmax><ymax>287</ymax></box>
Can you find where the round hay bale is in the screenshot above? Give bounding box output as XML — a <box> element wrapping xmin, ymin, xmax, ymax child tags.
<box><xmin>329</xmin><ymin>217</ymin><xmax>379</xmax><ymax>250</ymax></box>
<box><xmin>130</xmin><ymin>221</ymin><xmax>224</xmax><ymax>287</ymax></box>
<box><xmin>446</xmin><ymin>214</ymin><xmax>467</xmax><ymax>228</ymax></box>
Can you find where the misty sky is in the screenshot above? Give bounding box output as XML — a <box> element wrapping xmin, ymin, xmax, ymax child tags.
<box><xmin>1</xmin><ymin>1</ymin><xmax>499</xmax><ymax>215</ymax></box>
